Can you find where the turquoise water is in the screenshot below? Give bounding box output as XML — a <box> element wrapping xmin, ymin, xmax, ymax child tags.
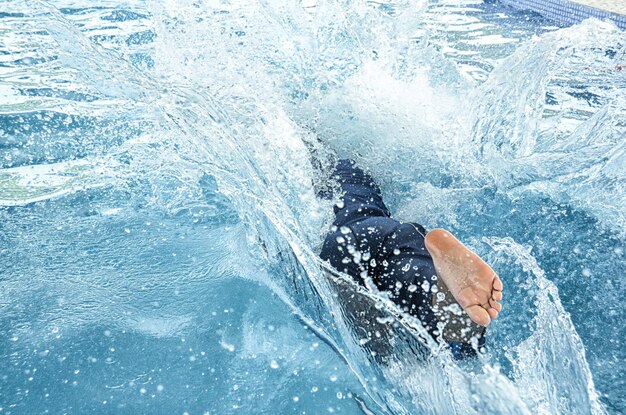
<box><xmin>1</xmin><ymin>1</ymin><xmax>625</xmax><ymax>414</ymax></box>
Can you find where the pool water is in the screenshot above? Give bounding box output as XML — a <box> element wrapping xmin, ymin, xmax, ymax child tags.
<box><xmin>1</xmin><ymin>0</ymin><xmax>625</xmax><ymax>414</ymax></box>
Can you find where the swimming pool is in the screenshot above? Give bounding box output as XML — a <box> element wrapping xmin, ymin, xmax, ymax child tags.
<box><xmin>1</xmin><ymin>0</ymin><xmax>625</xmax><ymax>414</ymax></box>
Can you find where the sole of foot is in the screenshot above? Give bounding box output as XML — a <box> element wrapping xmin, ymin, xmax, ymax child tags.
<box><xmin>424</xmin><ymin>228</ymin><xmax>503</xmax><ymax>327</ymax></box>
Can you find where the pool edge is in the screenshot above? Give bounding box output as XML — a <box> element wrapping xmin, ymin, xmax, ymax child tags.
<box><xmin>499</xmin><ymin>0</ymin><xmax>626</xmax><ymax>30</ymax></box>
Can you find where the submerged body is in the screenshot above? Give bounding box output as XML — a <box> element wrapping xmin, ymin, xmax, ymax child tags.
<box><xmin>320</xmin><ymin>160</ymin><xmax>503</xmax><ymax>357</ymax></box>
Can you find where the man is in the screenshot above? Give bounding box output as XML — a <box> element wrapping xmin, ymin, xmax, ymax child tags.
<box><xmin>319</xmin><ymin>159</ymin><xmax>503</xmax><ymax>358</ymax></box>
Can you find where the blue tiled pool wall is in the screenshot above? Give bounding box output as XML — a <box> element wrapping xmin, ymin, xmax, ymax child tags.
<box><xmin>500</xmin><ymin>0</ymin><xmax>626</xmax><ymax>30</ymax></box>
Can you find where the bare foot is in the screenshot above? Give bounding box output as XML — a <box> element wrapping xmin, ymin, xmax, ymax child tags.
<box><xmin>424</xmin><ymin>229</ymin><xmax>503</xmax><ymax>326</ymax></box>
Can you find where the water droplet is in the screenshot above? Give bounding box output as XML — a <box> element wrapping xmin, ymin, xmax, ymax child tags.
<box><xmin>220</xmin><ymin>341</ymin><xmax>236</xmax><ymax>352</ymax></box>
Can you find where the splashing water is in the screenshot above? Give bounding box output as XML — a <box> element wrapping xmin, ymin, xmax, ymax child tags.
<box><xmin>1</xmin><ymin>0</ymin><xmax>625</xmax><ymax>414</ymax></box>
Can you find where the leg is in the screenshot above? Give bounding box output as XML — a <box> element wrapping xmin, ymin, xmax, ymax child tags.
<box><xmin>320</xmin><ymin>160</ymin><xmax>439</xmax><ymax>332</ymax></box>
<box><xmin>319</xmin><ymin>160</ymin><xmax>489</xmax><ymax>358</ymax></box>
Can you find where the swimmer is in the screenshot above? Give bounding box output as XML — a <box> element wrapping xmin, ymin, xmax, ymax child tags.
<box><xmin>319</xmin><ymin>159</ymin><xmax>503</xmax><ymax>357</ymax></box>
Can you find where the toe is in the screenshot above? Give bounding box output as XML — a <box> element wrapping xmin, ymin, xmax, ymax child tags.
<box><xmin>466</xmin><ymin>305</ymin><xmax>491</xmax><ymax>327</ymax></box>
<box><xmin>487</xmin><ymin>307</ymin><xmax>499</xmax><ymax>320</ymax></box>
<box><xmin>492</xmin><ymin>290</ymin><xmax>503</xmax><ymax>301</ymax></box>
<box><xmin>493</xmin><ymin>275</ymin><xmax>503</xmax><ymax>291</ymax></box>
<box><xmin>489</xmin><ymin>298</ymin><xmax>502</xmax><ymax>312</ymax></box>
